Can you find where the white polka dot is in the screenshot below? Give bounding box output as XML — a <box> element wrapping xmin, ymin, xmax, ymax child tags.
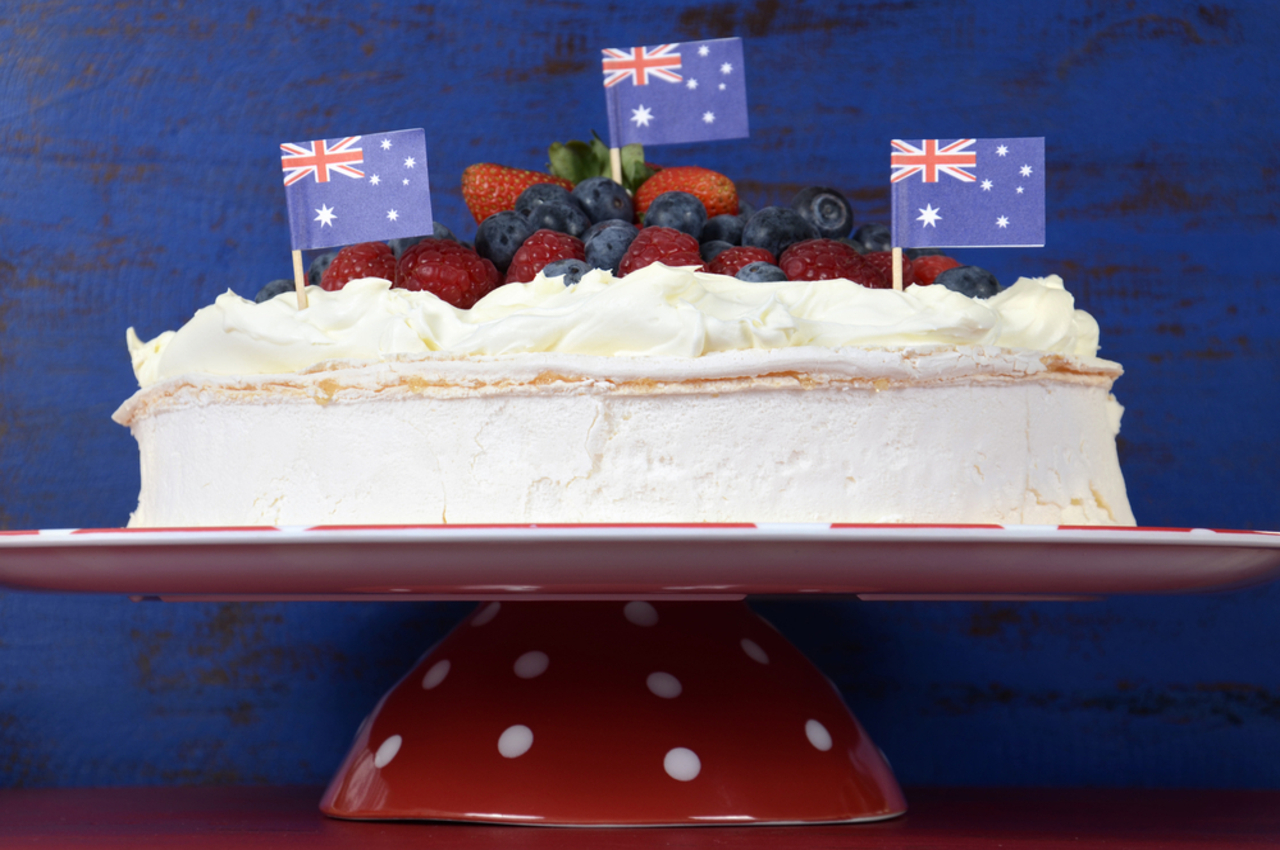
<box><xmin>373</xmin><ymin>734</ymin><xmax>402</xmax><ymax>768</ymax></box>
<box><xmin>421</xmin><ymin>659</ymin><xmax>451</xmax><ymax>689</ymax></box>
<box><xmin>664</xmin><ymin>747</ymin><xmax>701</xmax><ymax>781</ymax></box>
<box><xmin>805</xmin><ymin>719</ymin><xmax>833</xmax><ymax>751</ymax></box>
<box><xmin>498</xmin><ymin>724</ymin><xmax>533</xmax><ymax>758</ymax></box>
<box><xmin>741</xmin><ymin>637</ymin><xmax>769</xmax><ymax>664</ymax></box>
<box><xmin>646</xmin><ymin>671</ymin><xmax>682</xmax><ymax>698</ymax></box>
<box><xmin>513</xmin><ymin>650</ymin><xmax>549</xmax><ymax>679</ymax></box>
<box><xmin>472</xmin><ymin>601</ymin><xmax>501</xmax><ymax>626</ymax></box>
<box><xmin>624</xmin><ymin>600</ymin><xmax>659</xmax><ymax>626</ymax></box>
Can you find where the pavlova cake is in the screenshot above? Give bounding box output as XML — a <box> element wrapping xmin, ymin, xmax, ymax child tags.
<box><xmin>114</xmin><ymin>158</ymin><xmax>1134</xmax><ymax>528</ymax></box>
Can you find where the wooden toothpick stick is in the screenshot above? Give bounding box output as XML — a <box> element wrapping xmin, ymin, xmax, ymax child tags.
<box><xmin>291</xmin><ymin>249</ymin><xmax>309</xmax><ymax>309</ymax></box>
<box><xmin>891</xmin><ymin>246</ymin><xmax>904</xmax><ymax>292</ymax></box>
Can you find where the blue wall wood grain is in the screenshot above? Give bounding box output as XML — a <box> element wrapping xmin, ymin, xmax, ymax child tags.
<box><xmin>2</xmin><ymin>0</ymin><xmax>1278</xmax><ymax>789</ymax></box>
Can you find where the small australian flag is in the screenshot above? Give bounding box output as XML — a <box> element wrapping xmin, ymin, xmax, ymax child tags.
<box><xmin>602</xmin><ymin>38</ymin><xmax>749</xmax><ymax>149</ymax></box>
<box><xmin>890</xmin><ymin>137</ymin><xmax>1045</xmax><ymax>249</ymax></box>
<box><xmin>280</xmin><ymin>128</ymin><xmax>433</xmax><ymax>252</ymax></box>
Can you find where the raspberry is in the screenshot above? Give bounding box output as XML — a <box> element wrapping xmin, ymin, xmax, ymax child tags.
<box><xmin>708</xmin><ymin>246</ymin><xmax>776</xmax><ymax>277</ymax></box>
<box><xmin>910</xmin><ymin>254</ymin><xmax>962</xmax><ymax>286</ymax></box>
<box><xmin>320</xmin><ymin>242</ymin><xmax>397</xmax><ymax>291</ymax></box>
<box><xmin>396</xmin><ymin>238</ymin><xmax>501</xmax><ymax>309</ymax></box>
<box><xmin>504</xmin><ymin>229</ymin><xmax>586</xmax><ymax>284</ymax></box>
<box><xmin>863</xmin><ymin>251</ymin><xmax>916</xmax><ymax>288</ymax></box>
<box><xmin>778</xmin><ymin>239</ymin><xmax>884</xmax><ymax>287</ymax></box>
<box><xmin>617</xmin><ymin>227</ymin><xmax>704</xmax><ymax>276</ymax></box>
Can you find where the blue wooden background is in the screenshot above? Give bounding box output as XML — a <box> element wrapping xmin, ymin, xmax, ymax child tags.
<box><xmin>2</xmin><ymin>1</ymin><xmax>1278</xmax><ymax>790</ymax></box>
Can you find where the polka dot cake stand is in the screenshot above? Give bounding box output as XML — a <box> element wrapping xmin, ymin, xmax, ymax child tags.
<box><xmin>319</xmin><ymin>599</ymin><xmax>906</xmax><ymax>826</ymax></box>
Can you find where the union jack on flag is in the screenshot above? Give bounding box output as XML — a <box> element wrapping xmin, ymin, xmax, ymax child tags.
<box><xmin>602</xmin><ymin>44</ymin><xmax>683</xmax><ymax>87</ymax></box>
<box><xmin>891</xmin><ymin>138</ymin><xmax>978</xmax><ymax>183</ymax></box>
<box><xmin>280</xmin><ymin>136</ymin><xmax>365</xmax><ymax>186</ymax></box>
<box><xmin>602</xmin><ymin>37</ymin><xmax>748</xmax><ymax>149</ymax></box>
<box><xmin>280</xmin><ymin>128</ymin><xmax>432</xmax><ymax>252</ymax></box>
<box><xmin>890</xmin><ymin>137</ymin><xmax>1045</xmax><ymax>249</ymax></box>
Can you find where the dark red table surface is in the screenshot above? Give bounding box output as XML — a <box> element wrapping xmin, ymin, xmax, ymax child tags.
<box><xmin>1</xmin><ymin>786</ymin><xmax>1278</xmax><ymax>848</ymax></box>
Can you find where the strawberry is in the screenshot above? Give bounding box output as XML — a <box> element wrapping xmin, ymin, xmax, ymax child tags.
<box><xmin>504</xmin><ymin>229</ymin><xmax>586</xmax><ymax>284</ymax></box>
<box><xmin>778</xmin><ymin>239</ymin><xmax>884</xmax><ymax>287</ymax></box>
<box><xmin>635</xmin><ymin>167</ymin><xmax>738</xmax><ymax>220</ymax></box>
<box><xmin>320</xmin><ymin>242</ymin><xmax>397</xmax><ymax>291</ymax></box>
<box><xmin>461</xmin><ymin>164</ymin><xmax>573</xmax><ymax>225</ymax></box>
<box><xmin>396</xmin><ymin>238</ymin><xmax>501</xmax><ymax>309</ymax></box>
<box><xmin>708</xmin><ymin>246</ymin><xmax>776</xmax><ymax>278</ymax></box>
<box><xmin>863</xmin><ymin>251</ymin><xmax>915</xmax><ymax>288</ymax></box>
<box><xmin>910</xmin><ymin>254</ymin><xmax>962</xmax><ymax>286</ymax></box>
<box><xmin>617</xmin><ymin>227</ymin><xmax>704</xmax><ymax>276</ymax></box>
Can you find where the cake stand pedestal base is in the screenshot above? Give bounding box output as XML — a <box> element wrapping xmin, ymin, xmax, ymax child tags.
<box><xmin>321</xmin><ymin>600</ymin><xmax>905</xmax><ymax>826</ymax></box>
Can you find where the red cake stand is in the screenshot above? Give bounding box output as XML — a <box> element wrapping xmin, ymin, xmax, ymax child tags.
<box><xmin>3</xmin><ymin>523</ymin><xmax>1280</xmax><ymax>826</ymax></box>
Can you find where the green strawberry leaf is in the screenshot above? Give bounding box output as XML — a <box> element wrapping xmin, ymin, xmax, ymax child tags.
<box><xmin>620</xmin><ymin>144</ymin><xmax>657</xmax><ymax>195</ymax></box>
<box><xmin>548</xmin><ymin>131</ymin><xmax>652</xmax><ymax>193</ymax></box>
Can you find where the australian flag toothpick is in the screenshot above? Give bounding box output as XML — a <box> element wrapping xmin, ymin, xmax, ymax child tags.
<box><xmin>602</xmin><ymin>38</ymin><xmax>749</xmax><ymax>149</ymax></box>
<box><xmin>281</xmin><ymin>128</ymin><xmax>433</xmax><ymax>252</ymax></box>
<box><xmin>890</xmin><ymin>137</ymin><xmax>1045</xmax><ymax>249</ymax></box>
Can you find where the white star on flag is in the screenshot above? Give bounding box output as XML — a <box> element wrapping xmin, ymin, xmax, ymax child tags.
<box><xmin>981</xmin><ymin>179</ymin><xmax>993</xmax><ymax>191</ymax></box>
<box><xmin>631</xmin><ymin>105</ymin><xmax>653</xmax><ymax>126</ymax></box>
<box><xmin>387</xmin><ymin>209</ymin><xmax>399</xmax><ymax>221</ymax></box>
<box><xmin>1017</xmin><ymin>186</ymin><xmax>1024</xmax><ymax>194</ymax></box>
<box><xmin>370</xmin><ymin>175</ymin><xmax>381</xmax><ymax>185</ymax></box>
<box><xmin>687</xmin><ymin>78</ymin><xmax>698</xmax><ymax>89</ymax></box>
<box><xmin>996</xmin><ymin>145</ymin><xmax>1009</xmax><ymax>156</ymax></box>
<box><xmin>702</xmin><ymin>111</ymin><xmax>715</xmax><ymax>123</ymax></box>
<box><xmin>917</xmin><ymin>204</ymin><xmax>941</xmax><ymax>227</ymax></box>
<box><xmin>720</xmin><ymin>62</ymin><xmax>733</xmax><ymax>74</ymax></box>
<box><xmin>404</xmin><ymin>157</ymin><xmax>416</xmax><ymax>168</ymax></box>
<box><xmin>698</xmin><ymin>44</ymin><xmax>709</xmax><ymax>56</ymax></box>
<box><xmin>719</xmin><ymin>83</ymin><xmax>725</xmax><ymax>90</ymax></box>
<box><xmin>402</xmin><ymin>178</ymin><xmax>409</xmax><ymax>185</ymax></box>
<box><xmin>1020</xmin><ymin>164</ymin><xmax>1032</xmax><ymax>176</ymax></box>
<box><xmin>381</xmin><ymin>139</ymin><xmax>392</xmax><ymax>150</ymax></box>
<box><xmin>996</xmin><ymin>215</ymin><xmax>1009</xmax><ymax>228</ymax></box>
<box><xmin>314</xmin><ymin>204</ymin><xmax>336</xmax><ymax>227</ymax></box>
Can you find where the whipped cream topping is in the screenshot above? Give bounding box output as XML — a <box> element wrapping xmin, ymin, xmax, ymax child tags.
<box><xmin>127</xmin><ymin>264</ymin><xmax>1104</xmax><ymax>388</ymax></box>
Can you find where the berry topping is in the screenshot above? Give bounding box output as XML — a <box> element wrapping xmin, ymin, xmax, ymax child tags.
<box><xmin>505</xmin><ymin>229</ymin><xmax>587</xmax><ymax>284</ymax></box>
<box><xmin>735</xmin><ymin>261</ymin><xmax>789</xmax><ymax>283</ymax></box>
<box><xmin>514</xmin><ymin>183</ymin><xmax>580</xmax><ymax>217</ymax></box>
<box><xmin>851</xmin><ymin>222</ymin><xmax>892</xmax><ymax>253</ymax></box>
<box><xmin>862</xmin><ymin>251</ymin><xmax>914</xmax><ymax>288</ymax></box>
<box><xmin>741</xmin><ymin>207</ymin><xmax>820</xmax><ymax>260</ymax></box>
<box><xmin>700</xmin><ymin>240</ymin><xmax>735</xmax><ymax>264</ymax></box>
<box><xmin>541</xmin><ymin>257</ymin><xmax>592</xmax><ymax>287</ymax></box>
<box><xmin>708</xmin><ymin>246</ymin><xmax>776</xmax><ymax>278</ymax></box>
<box><xmin>643</xmin><ymin>191</ymin><xmax>708</xmax><ymax>239</ymax></box>
<box><xmin>790</xmin><ymin>186</ymin><xmax>854</xmax><ymax>239</ymax></box>
<box><xmin>934</xmin><ymin>265</ymin><xmax>1001</xmax><ymax>299</ymax></box>
<box><xmin>307</xmin><ymin>251</ymin><xmax>337</xmax><ymax>287</ymax></box>
<box><xmin>523</xmin><ymin>201</ymin><xmax>591</xmax><ymax>238</ymax></box>
<box><xmin>617</xmin><ymin>226</ymin><xmax>704</xmax><ymax>276</ymax></box>
<box><xmin>255</xmin><ymin>279</ymin><xmax>295</xmax><ymax>303</ymax></box>
<box><xmin>700</xmin><ymin>213</ymin><xmax>745</xmax><ymax>246</ymax></box>
<box><xmin>474</xmin><ymin>211</ymin><xmax>536</xmax><ymax>274</ymax></box>
<box><xmin>396</xmin><ymin>238</ymin><xmax>501</xmax><ymax>309</ymax></box>
<box><xmin>461</xmin><ymin>163</ymin><xmax>573</xmax><ymax>224</ymax></box>
<box><xmin>583</xmin><ymin>221</ymin><xmax>639</xmax><ymax>274</ymax></box>
<box><xmin>634</xmin><ymin>166</ymin><xmax>737</xmax><ymax>219</ymax></box>
<box><xmin>571</xmin><ymin>176</ymin><xmax>634</xmax><ymax>224</ymax></box>
<box><xmin>320</xmin><ymin>241</ymin><xmax>398</xmax><ymax>291</ymax></box>
<box><xmin>910</xmin><ymin>254</ymin><xmax>962</xmax><ymax>285</ymax></box>
<box><xmin>779</xmin><ymin>239</ymin><xmax>884</xmax><ymax>286</ymax></box>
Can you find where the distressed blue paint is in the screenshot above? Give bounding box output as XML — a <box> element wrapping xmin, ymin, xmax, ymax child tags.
<box><xmin>1</xmin><ymin>1</ymin><xmax>1278</xmax><ymax>789</ymax></box>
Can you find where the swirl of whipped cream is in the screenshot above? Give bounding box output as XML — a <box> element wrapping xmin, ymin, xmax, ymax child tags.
<box><xmin>127</xmin><ymin>263</ymin><xmax>1106</xmax><ymax>387</ymax></box>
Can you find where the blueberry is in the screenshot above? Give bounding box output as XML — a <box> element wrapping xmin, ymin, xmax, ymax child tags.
<box><xmin>700</xmin><ymin>240</ymin><xmax>734</xmax><ymax>263</ymax></box>
<box><xmin>700</xmin><ymin>214</ymin><xmax>743</xmax><ymax>245</ymax></box>
<box><xmin>582</xmin><ymin>218</ymin><xmax>633</xmax><ymax>244</ymax></box>
<box><xmin>541</xmin><ymin>258</ymin><xmax>592</xmax><ymax>286</ymax></box>
<box><xmin>851</xmin><ymin>222</ymin><xmax>891</xmax><ymax>253</ymax></box>
<box><xmin>643</xmin><ymin>191</ymin><xmax>707</xmax><ymax>239</ymax></box>
<box><xmin>905</xmin><ymin>247</ymin><xmax>944</xmax><ymax>259</ymax></box>
<box><xmin>475</xmin><ymin>211</ymin><xmax>535</xmax><ymax>273</ymax></box>
<box><xmin>741</xmin><ymin>207</ymin><xmax>819</xmax><ymax>259</ymax></box>
<box><xmin>572</xmin><ymin>176</ymin><xmax>634</xmax><ymax>224</ymax></box>
<box><xmin>735</xmin><ymin>261</ymin><xmax>789</xmax><ymax>283</ymax></box>
<box><xmin>255</xmin><ymin>278</ymin><xmax>296</xmax><ymax>303</ymax></box>
<box><xmin>307</xmin><ymin>251</ymin><xmax>336</xmax><ymax>287</ymax></box>
<box><xmin>584</xmin><ymin>222</ymin><xmax>638</xmax><ymax>273</ymax></box>
<box><xmin>791</xmin><ymin>186</ymin><xmax>854</xmax><ymax>239</ymax></box>
<box><xmin>835</xmin><ymin>237</ymin><xmax>866</xmax><ymax>254</ymax></box>
<box><xmin>523</xmin><ymin>201</ymin><xmax>591</xmax><ymax>238</ymax></box>
<box><xmin>515</xmin><ymin>183</ymin><xmax>580</xmax><ymax>217</ymax></box>
<box><xmin>736</xmin><ymin>198</ymin><xmax>756</xmax><ymax>222</ymax></box>
<box><xmin>934</xmin><ymin>265</ymin><xmax>1001</xmax><ymax>299</ymax></box>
